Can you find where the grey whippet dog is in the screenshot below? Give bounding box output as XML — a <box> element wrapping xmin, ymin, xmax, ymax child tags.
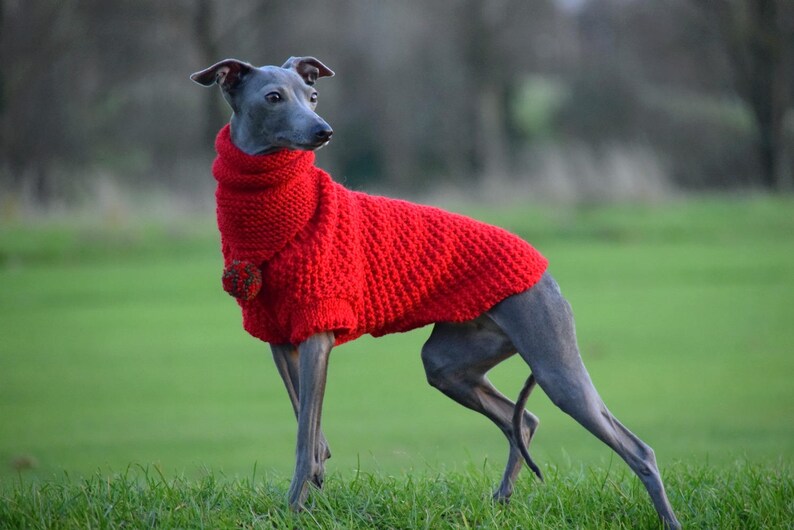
<box><xmin>191</xmin><ymin>56</ymin><xmax>681</xmax><ymax>529</ymax></box>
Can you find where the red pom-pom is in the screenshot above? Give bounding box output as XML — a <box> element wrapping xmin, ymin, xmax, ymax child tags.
<box><xmin>222</xmin><ymin>260</ymin><xmax>263</xmax><ymax>301</ymax></box>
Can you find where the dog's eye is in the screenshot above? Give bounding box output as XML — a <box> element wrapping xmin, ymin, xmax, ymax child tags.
<box><xmin>265</xmin><ymin>92</ymin><xmax>282</xmax><ymax>103</ymax></box>
<box><xmin>310</xmin><ymin>93</ymin><xmax>318</xmax><ymax>103</ymax></box>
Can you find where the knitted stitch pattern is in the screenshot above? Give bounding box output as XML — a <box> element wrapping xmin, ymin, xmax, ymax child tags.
<box><xmin>213</xmin><ymin>124</ymin><xmax>548</xmax><ymax>346</ymax></box>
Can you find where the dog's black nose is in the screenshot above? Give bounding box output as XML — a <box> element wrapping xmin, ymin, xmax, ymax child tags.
<box><xmin>315</xmin><ymin>127</ymin><xmax>333</xmax><ymax>141</ymax></box>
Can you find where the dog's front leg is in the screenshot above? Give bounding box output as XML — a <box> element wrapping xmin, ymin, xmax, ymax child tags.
<box><xmin>287</xmin><ymin>331</ymin><xmax>334</xmax><ymax>511</ymax></box>
<box><xmin>271</xmin><ymin>344</ymin><xmax>332</xmax><ymax>471</ymax></box>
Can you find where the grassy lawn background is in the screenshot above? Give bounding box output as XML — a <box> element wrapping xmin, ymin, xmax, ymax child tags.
<box><xmin>1</xmin><ymin>196</ymin><xmax>792</xmax><ymax>485</ymax></box>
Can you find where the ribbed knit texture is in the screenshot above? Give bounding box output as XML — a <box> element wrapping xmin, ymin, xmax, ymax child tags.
<box><xmin>213</xmin><ymin>124</ymin><xmax>548</xmax><ymax>346</ymax></box>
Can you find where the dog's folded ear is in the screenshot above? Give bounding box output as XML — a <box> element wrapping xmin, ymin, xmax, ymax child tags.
<box><xmin>281</xmin><ymin>56</ymin><xmax>334</xmax><ymax>86</ymax></box>
<box><xmin>190</xmin><ymin>59</ymin><xmax>254</xmax><ymax>91</ymax></box>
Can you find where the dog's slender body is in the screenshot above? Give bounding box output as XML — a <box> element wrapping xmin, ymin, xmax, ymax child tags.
<box><xmin>191</xmin><ymin>57</ymin><xmax>681</xmax><ymax>529</ymax></box>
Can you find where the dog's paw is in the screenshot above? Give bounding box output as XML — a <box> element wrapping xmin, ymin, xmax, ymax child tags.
<box><xmin>222</xmin><ymin>260</ymin><xmax>262</xmax><ymax>300</ymax></box>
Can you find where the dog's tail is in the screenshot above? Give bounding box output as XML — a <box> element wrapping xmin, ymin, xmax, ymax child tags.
<box><xmin>513</xmin><ymin>373</ymin><xmax>543</xmax><ymax>481</ymax></box>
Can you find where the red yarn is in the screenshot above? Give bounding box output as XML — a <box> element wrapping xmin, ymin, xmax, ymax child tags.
<box><xmin>213</xmin><ymin>124</ymin><xmax>548</xmax><ymax>346</ymax></box>
<box><xmin>222</xmin><ymin>260</ymin><xmax>263</xmax><ymax>301</ymax></box>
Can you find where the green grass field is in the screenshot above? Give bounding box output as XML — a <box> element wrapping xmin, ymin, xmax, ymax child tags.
<box><xmin>1</xmin><ymin>196</ymin><xmax>793</xmax><ymax>527</ymax></box>
<box><xmin>1</xmin><ymin>463</ymin><xmax>791</xmax><ymax>529</ymax></box>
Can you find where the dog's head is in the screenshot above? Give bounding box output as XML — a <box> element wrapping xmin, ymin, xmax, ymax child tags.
<box><xmin>191</xmin><ymin>57</ymin><xmax>334</xmax><ymax>155</ymax></box>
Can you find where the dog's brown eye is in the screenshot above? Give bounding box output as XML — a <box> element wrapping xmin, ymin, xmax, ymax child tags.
<box><xmin>310</xmin><ymin>93</ymin><xmax>318</xmax><ymax>103</ymax></box>
<box><xmin>266</xmin><ymin>92</ymin><xmax>282</xmax><ymax>103</ymax></box>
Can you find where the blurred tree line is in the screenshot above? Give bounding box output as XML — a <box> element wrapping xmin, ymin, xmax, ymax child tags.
<box><xmin>1</xmin><ymin>0</ymin><xmax>792</xmax><ymax>210</ymax></box>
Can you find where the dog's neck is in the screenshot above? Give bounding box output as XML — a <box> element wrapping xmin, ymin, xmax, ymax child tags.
<box><xmin>215</xmin><ymin>124</ymin><xmax>316</xmax><ymax>189</ymax></box>
<box><xmin>229</xmin><ymin>115</ymin><xmax>282</xmax><ymax>156</ymax></box>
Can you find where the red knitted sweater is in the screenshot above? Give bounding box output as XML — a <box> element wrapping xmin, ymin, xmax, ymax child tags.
<box><xmin>213</xmin><ymin>124</ymin><xmax>548</xmax><ymax>346</ymax></box>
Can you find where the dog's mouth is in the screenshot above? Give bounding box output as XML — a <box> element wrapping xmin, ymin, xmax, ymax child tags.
<box><xmin>298</xmin><ymin>138</ymin><xmax>331</xmax><ymax>151</ymax></box>
<box><xmin>271</xmin><ymin>135</ymin><xmax>332</xmax><ymax>152</ymax></box>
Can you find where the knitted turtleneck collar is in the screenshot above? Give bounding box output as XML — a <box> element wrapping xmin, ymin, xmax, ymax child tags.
<box><xmin>213</xmin><ymin>124</ymin><xmax>322</xmax><ymax>264</ymax></box>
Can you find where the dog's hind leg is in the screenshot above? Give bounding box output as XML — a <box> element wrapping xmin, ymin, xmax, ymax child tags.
<box><xmin>488</xmin><ymin>273</ymin><xmax>681</xmax><ymax>529</ymax></box>
<box><xmin>421</xmin><ymin>317</ymin><xmax>542</xmax><ymax>502</ymax></box>
<box><xmin>271</xmin><ymin>343</ymin><xmax>331</xmax><ymax>482</ymax></box>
